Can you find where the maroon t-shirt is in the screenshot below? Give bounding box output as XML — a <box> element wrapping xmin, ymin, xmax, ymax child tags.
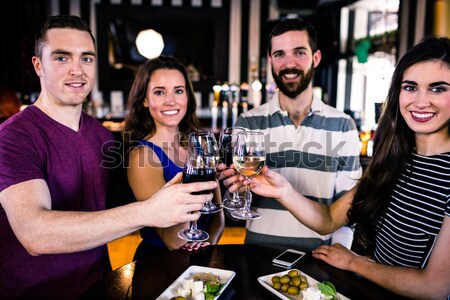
<box><xmin>0</xmin><ymin>105</ymin><xmax>115</xmax><ymax>299</ymax></box>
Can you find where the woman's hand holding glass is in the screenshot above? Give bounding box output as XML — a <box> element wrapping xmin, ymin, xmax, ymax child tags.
<box><xmin>224</xmin><ymin>165</ymin><xmax>292</xmax><ymax>205</ymax></box>
<box><xmin>181</xmin><ymin>241</ymin><xmax>210</xmax><ymax>252</ymax></box>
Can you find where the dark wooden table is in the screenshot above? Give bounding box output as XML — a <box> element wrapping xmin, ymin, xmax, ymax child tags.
<box><xmin>104</xmin><ymin>244</ymin><xmax>410</xmax><ymax>300</ymax></box>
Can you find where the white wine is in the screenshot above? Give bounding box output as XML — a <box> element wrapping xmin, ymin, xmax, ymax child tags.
<box><xmin>233</xmin><ymin>155</ymin><xmax>266</xmax><ymax>177</ymax></box>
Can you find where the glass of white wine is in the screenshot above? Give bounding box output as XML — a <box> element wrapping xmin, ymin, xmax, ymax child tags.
<box><xmin>231</xmin><ymin>130</ymin><xmax>266</xmax><ymax>220</ymax></box>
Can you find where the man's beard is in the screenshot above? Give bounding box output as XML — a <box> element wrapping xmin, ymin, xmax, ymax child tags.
<box><xmin>272</xmin><ymin>63</ymin><xmax>315</xmax><ymax>99</ymax></box>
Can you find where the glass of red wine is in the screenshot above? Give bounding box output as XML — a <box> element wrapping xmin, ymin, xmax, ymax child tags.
<box><xmin>219</xmin><ymin>127</ymin><xmax>245</xmax><ymax>210</ymax></box>
<box><xmin>178</xmin><ymin>130</ymin><xmax>220</xmax><ymax>242</ymax></box>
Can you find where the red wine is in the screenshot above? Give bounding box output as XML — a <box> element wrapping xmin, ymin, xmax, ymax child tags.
<box><xmin>183</xmin><ymin>167</ymin><xmax>216</xmax><ymax>195</ymax></box>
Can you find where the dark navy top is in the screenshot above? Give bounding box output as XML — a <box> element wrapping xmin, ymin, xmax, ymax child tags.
<box><xmin>136</xmin><ymin>140</ymin><xmax>209</xmax><ymax>248</ymax></box>
<box><xmin>138</xmin><ymin>140</ymin><xmax>183</xmax><ymax>182</ymax></box>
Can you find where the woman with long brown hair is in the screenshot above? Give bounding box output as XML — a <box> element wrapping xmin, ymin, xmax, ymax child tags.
<box><xmin>124</xmin><ymin>55</ymin><xmax>224</xmax><ymax>259</ymax></box>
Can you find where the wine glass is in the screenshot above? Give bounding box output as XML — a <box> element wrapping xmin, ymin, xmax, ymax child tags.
<box><xmin>231</xmin><ymin>130</ymin><xmax>266</xmax><ymax>220</ymax></box>
<box><xmin>219</xmin><ymin>127</ymin><xmax>245</xmax><ymax>210</ymax></box>
<box><xmin>198</xmin><ymin>131</ymin><xmax>222</xmax><ymax>214</ymax></box>
<box><xmin>178</xmin><ymin>131</ymin><xmax>219</xmax><ymax>242</ymax></box>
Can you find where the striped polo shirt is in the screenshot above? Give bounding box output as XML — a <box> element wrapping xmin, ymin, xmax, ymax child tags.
<box><xmin>374</xmin><ymin>151</ymin><xmax>450</xmax><ymax>268</ymax></box>
<box><xmin>235</xmin><ymin>92</ymin><xmax>362</xmax><ymax>251</ymax></box>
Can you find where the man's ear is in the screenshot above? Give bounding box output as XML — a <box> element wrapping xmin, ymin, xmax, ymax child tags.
<box><xmin>313</xmin><ymin>50</ymin><xmax>322</xmax><ymax>68</ymax></box>
<box><xmin>32</xmin><ymin>56</ymin><xmax>43</xmax><ymax>76</ymax></box>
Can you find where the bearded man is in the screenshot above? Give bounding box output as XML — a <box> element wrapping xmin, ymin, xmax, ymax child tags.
<box><xmin>232</xmin><ymin>18</ymin><xmax>362</xmax><ymax>251</ymax></box>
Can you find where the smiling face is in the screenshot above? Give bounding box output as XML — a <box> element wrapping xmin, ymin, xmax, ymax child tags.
<box><xmin>32</xmin><ymin>28</ymin><xmax>96</xmax><ymax>107</ymax></box>
<box><xmin>399</xmin><ymin>60</ymin><xmax>450</xmax><ymax>139</ymax></box>
<box><xmin>144</xmin><ymin>69</ymin><xmax>188</xmax><ymax>131</ymax></box>
<box><xmin>269</xmin><ymin>30</ymin><xmax>321</xmax><ymax>99</ymax></box>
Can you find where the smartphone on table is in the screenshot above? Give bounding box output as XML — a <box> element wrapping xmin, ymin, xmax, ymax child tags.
<box><xmin>272</xmin><ymin>249</ymin><xmax>306</xmax><ymax>269</ymax></box>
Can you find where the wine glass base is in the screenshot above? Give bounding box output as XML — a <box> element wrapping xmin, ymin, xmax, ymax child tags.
<box><xmin>178</xmin><ymin>229</ymin><xmax>209</xmax><ymax>242</ymax></box>
<box><xmin>200</xmin><ymin>202</ymin><xmax>223</xmax><ymax>214</ymax></box>
<box><xmin>230</xmin><ymin>209</ymin><xmax>262</xmax><ymax>220</ymax></box>
<box><xmin>222</xmin><ymin>198</ymin><xmax>245</xmax><ymax>210</ymax></box>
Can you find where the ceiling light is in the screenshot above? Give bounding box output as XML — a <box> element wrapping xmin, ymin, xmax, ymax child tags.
<box><xmin>135</xmin><ymin>29</ymin><xmax>164</xmax><ymax>59</ymax></box>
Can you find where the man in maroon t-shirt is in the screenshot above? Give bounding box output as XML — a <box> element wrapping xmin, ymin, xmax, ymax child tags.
<box><xmin>0</xmin><ymin>15</ymin><xmax>217</xmax><ymax>300</ymax></box>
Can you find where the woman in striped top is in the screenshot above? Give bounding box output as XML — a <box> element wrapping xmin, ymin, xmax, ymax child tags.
<box><xmin>230</xmin><ymin>35</ymin><xmax>450</xmax><ymax>299</ymax></box>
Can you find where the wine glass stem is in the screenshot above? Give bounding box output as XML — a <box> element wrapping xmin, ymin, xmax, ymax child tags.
<box><xmin>244</xmin><ymin>178</ymin><xmax>252</xmax><ymax>213</ymax></box>
<box><xmin>231</xmin><ymin>191</ymin><xmax>240</xmax><ymax>203</ymax></box>
<box><xmin>190</xmin><ymin>219</ymin><xmax>198</xmax><ymax>232</ymax></box>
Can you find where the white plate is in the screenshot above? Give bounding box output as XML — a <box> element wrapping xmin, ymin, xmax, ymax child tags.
<box><xmin>156</xmin><ymin>265</ymin><xmax>236</xmax><ymax>300</ymax></box>
<box><xmin>258</xmin><ymin>269</ymin><xmax>351</xmax><ymax>300</ymax></box>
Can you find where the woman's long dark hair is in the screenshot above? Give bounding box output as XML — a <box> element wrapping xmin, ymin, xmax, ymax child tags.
<box><xmin>349</xmin><ymin>35</ymin><xmax>450</xmax><ymax>253</ymax></box>
<box><xmin>123</xmin><ymin>55</ymin><xmax>201</xmax><ymax>149</ymax></box>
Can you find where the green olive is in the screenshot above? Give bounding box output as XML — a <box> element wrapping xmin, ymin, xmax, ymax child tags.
<box><xmin>272</xmin><ymin>281</ymin><xmax>281</xmax><ymax>291</ymax></box>
<box><xmin>280</xmin><ymin>275</ymin><xmax>291</xmax><ymax>284</ymax></box>
<box><xmin>271</xmin><ymin>276</ymin><xmax>280</xmax><ymax>284</ymax></box>
<box><xmin>300</xmin><ymin>282</ymin><xmax>308</xmax><ymax>290</ymax></box>
<box><xmin>281</xmin><ymin>283</ymin><xmax>290</xmax><ymax>292</ymax></box>
<box><xmin>291</xmin><ymin>275</ymin><xmax>301</xmax><ymax>287</ymax></box>
<box><xmin>288</xmin><ymin>269</ymin><xmax>299</xmax><ymax>277</ymax></box>
<box><xmin>287</xmin><ymin>285</ymin><xmax>300</xmax><ymax>295</ymax></box>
